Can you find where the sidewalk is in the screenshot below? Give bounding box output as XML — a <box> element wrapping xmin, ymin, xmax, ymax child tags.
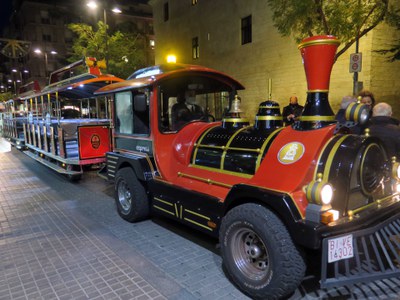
<box><xmin>0</xmin><ymin>151</ymin><xmax>192</xmax><ymax>300</ymax></box>
<box><xmin>1</xmin><ymin>148</ymin><xmax>400</xmax><ymax>299</ymax></box>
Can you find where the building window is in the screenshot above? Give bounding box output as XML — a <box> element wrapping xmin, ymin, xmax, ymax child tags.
<box><xmin>192</xmin><ymin>0</ymin><xmax>198</xmax><ymax>5</ymax></box>
<box><xmin>241</xmin><ymin>15</ymin><xmax>252</xmax><ymax>45</ymax></box>
<box><xmin>43</xmin><ymin>34</ymin><xmax>52</xmax><ymax>42</ymax></box>
<box><xmin>192</xmin><ymin>37</ymin><xmax>199</xmax><ymax>59</ymax></box>
<box><xmin>163</xmin><ymin>2</ymin><xmax>169</xmax><ymax>22</ymax></box>
<box><xmin>40</xmin><ymin>10</ymin><xmax>50</xmax><ymax>24</ymax></box>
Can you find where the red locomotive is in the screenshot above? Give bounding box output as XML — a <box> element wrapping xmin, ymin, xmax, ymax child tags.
<box><xmin>95</xmin><ymin>35</ymin><xmax>400</xmax><ymax>299</ymax></box>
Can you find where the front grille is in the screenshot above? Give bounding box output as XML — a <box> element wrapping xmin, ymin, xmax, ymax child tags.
<box><xmin>360</xmin><ymin>143</ymin><xmax>386</xmax><ymax>195</ymax></box>
<box><xmin>106</xmin><ymin>154</ymin><xmax>118</xmax><ymax>178</ymax></box>
<box><xmin>321</xmin><ymin>214</ymin><xmax>400</xmax><ymax>288</ymax></box>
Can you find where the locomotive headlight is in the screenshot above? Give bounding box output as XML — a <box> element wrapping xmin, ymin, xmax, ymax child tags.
<box><xmin>305</xmin><ymin>180</ymin><xmax>336</xmax><ymax>224</ymax></box>
<box><xmin>321</xmin><ymin>184</ymin><xmax>333</xmax><ymax>205</ymax></box>
<box><xmin>392</xmin><ymin>161</ymin><xmax>400</xmax><ymax>181</ymax></box>
<box><xmin>345</xmin><ymin>103</ymin><xmax>370</xmax><ymax>125</ymax></box>
<box><xmin>305</xmin><ymin>178</ymin><xmax>333</xmax><ymax>205</ymax></box>
<box><xmin>358</xmin><ymin>107</ymin><xmax>370</xmax><ymax>125</ymax></box>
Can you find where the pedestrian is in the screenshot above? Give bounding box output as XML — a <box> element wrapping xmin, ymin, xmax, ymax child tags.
<box><xmin>335</xmin><ymin>95</ymin><xmax>357</xmax><ymax>123</ymax></box>
<box><xmin>358</xmin><ymin>90</ymin><xmax>376</xmax><ymax>117</ymax></box>
<box><xmin>282</xmin><ymin>96</ymin><xmax>303</xmax><ymax>125</ymax></box>
<box><xmin>368</xmin><ymin>102</ymin><xmax>400</xmax><ymax>158</ymax></box>
<box><xmin>358</xmin><ymin>90</ymin><xmax>376</xmax><ymax>108</ymax></box>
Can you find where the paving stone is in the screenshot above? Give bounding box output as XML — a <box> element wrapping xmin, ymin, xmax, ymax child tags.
<box><xmin>2</xmin><ymin>142</ymin><xmax>400</xmax><ymax>300</ymax></box>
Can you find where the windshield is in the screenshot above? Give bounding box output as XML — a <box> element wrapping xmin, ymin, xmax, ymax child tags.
<box><xmin>158</xmin><ymin>75</ymin><xmax>233</xmax><ymax>132</ymax></box>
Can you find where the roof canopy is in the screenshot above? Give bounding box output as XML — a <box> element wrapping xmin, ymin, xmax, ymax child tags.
<box><xmin>95</xmin><ymin>63</ymin><xmax>245</xmax><ymax>95</ymax></box>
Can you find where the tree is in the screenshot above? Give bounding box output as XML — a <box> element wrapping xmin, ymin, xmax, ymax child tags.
<box><xmin>0</xmin><ymin>92</ymin><xmax>13</xmax><ymax>102</ymax></box>
<box><xmin>67</xmin><ymin>21</ymin><xmax>146</xmax><ymax>78</ymax></box>
<box><xmin>266</xmin><ymin>0</ymin><xmax>390</xmax><ymax>60</ymax></box>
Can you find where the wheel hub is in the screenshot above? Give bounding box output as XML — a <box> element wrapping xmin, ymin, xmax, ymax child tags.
<box><xmin>118</xmin><ymin>180</ymin><xmax>131</xmax><ymax>212</ymax></box>
<box><xmin>247</xmin><ymin>244</ymin><xmax>262</xmax><ymax>259</ymax></box>
<box><xmin>230</xmin><ymin>227</ymin><xmax>270</xmax><ymax>280</ymax></box>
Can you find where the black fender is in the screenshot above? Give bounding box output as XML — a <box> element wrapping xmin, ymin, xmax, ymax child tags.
<box><xmin>223</xmin><ymin>184</ymin><xmax>313</xmax><ymax>248</ymax></box>
<box><xmin>106</xmin><ymin>152</ymin><xmax>155</xmax><ymax>182</ymax></box>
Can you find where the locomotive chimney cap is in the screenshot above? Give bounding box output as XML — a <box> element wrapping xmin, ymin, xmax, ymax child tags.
<box><xmin>295</xmin><ymin>35</ymin><xmax>340</xmax><ymax>130</ymax></box>
<box><xmin>298</xmin><ymin>35</ymin><xmax>340</xmax><ymax>50</ymax></box>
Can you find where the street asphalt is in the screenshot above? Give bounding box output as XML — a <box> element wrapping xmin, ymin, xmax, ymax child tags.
<box><xmin>1</xmin><ymin>137</ymin><xmax>400</xmax><ymax>299</ymax></box>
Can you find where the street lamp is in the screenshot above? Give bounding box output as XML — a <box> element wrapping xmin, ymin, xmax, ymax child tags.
<box><xmin>34</xmin><ymin>48</ymin><xmax>57</xmax><ymax>79</ymax></box>
<box><xmin>86</xmin><ymin>1</ymin><xmax>122</xmax><ymax>68</ymax></box>
<box><xmin>7</xmin><ymin>79</ymin><xmax>17</xmax><ymax>96</ymax></box>
<box><xmin>86</xmin><ymin>1</ymin><xmax>122</xmax><ymax>21</ymax></box>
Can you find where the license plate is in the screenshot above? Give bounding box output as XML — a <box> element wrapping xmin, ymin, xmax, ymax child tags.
<box><xmin>327</xmin><ymin>234</ymin><xmax>354</xmax><ymax>263</ymax></box>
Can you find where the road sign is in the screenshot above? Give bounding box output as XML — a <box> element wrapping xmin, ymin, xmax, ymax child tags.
<box><xmin>349</xmin><ymin>53</ymin><xmax>362</xmax><ymax>73</ymax></box>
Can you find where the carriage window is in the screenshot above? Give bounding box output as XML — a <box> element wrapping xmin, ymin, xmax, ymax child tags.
<box><xmin>115</xmin><ymin>92</ymin><xmax>133</xmax><ymax>134</ymax></box>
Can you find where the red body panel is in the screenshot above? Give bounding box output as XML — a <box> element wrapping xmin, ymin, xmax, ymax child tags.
<box><xmin>78</xmin><ymin>125</ymin><xmax>111</xmax><ymax>160</ymax></box>
<box><xmin>250</xmin><ymin>125</ymin><xmax>336</xmax><ymax>215</ymax></box>
<box><xmin>153</xmin><ymin>94</ymin><xmax>336</xmax><ymax>213</ymax></box>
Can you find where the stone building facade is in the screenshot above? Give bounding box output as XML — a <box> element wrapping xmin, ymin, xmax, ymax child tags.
<box><xmin>150</xmin><ymin>0</ymin><xmax>400</xmax><ymax>118</ymax></box>
<box><xmin>2</xmin><ymin>0</ymin><xmax>154</xmax><ymax>90</ymax></box>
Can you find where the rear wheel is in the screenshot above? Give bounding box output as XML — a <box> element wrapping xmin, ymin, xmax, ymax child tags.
<box><xmin>66</xmin><ymin>164</ymin><xmax>82</xmax><ymax>182</ymax></box>
<box><xmin>67</xmin><ymin>174</ymin><xmax>82</xmax><ymax>182</ymax></box>
<box><xmin>115</xmin><ymin>167</ymin><xmax>149</xmax><ymax>222</ymax></box>
<box><xmin>220</xmin><ymin>203</ymin><xmax>305</xmax><ymax>299</ymax></box>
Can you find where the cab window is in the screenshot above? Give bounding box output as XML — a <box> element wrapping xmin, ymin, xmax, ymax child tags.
<box><xmin>115</xmin><ymin>90</ymin><xmax>150</xmax><ymax>135</ymax></box>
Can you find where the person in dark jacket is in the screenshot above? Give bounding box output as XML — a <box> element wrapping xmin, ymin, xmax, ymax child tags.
<box><xmin>335</xmin><ymin>95</ymin><xmax>363</xmax><ymax>134</ymax></box>
<box><xmin>335</xmin><ymin>95</ymin><xmax>356</xmax><ymax>123</ymax></box>
<box><xmin>282</xmin><ymin>96</ymin><xmax>303</xmax><ymax>125</ymax></box>
<box><xmin>368</xmin><ymin>102</ymin><xmax>400</xmax><ymax>158</ymax></box>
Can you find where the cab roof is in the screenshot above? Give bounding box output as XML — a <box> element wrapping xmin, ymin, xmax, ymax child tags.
<box><xmin>94</xmin><ymin>63</ymin><xmax>245</xmax><ymax>95</ymax></box>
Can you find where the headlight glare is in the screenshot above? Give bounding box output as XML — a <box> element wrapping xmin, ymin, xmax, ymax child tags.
<box><xmin>392</xmin><ymin>162</ymin><xmax>400</xmax><ymax>181</ymax></box>
<box><xmin>397</xmin><ymin>164</ymin><xmax>400</xmax><ymax>179</ymax></box>
<box><xmin>321</xmin><ymin>184</ymin><xmax>333</xmax><ymax>205</ymax></box>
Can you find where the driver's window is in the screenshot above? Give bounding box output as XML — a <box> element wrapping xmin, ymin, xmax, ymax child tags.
<box><xmin>115</xmin><ymin>92</ymin><xmax>133</xmax><ymax>134</ymax></box>
<box><xmin>115</xmin><ymin>90</ymin><xmax>150</xmax><ymax>136</ymax></box>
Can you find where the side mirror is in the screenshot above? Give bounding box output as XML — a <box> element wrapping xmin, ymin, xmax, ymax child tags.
<box><xmin>134</xmin><ymin>94</ymin><xmax>147</xmax><ymax>112</ymax></box>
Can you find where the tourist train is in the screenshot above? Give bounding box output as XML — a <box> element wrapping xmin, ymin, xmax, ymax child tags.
<box><xmin>4</xmin><ymin>35</ymin><xmax>400</xmax><ymax>299</ymax></box>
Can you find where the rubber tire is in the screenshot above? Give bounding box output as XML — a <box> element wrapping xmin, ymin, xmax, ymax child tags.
<box><xmin>67</xmin><ymin>174</ymin><xmax>82</xmax><ymax>182</ymax></box>
<box><xmin>115</xmin><ymin>167</ymin><xmax>149</xmax><ymax>222</ymax></box>
<box><xmin>219</xmin><ymin>203</ymin><xmax>306</xmax><ymax>300</ymax></box>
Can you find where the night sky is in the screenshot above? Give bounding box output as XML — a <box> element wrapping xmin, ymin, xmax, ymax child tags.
<box><xmin>0</xmin><ymin>0</ymin><xmax>13</xmax><ymax>32</ymax></box>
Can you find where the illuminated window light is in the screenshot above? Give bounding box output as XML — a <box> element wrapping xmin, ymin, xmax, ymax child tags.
<box><xmin>166</xmin><ymin>54</ymin><xmax>176</xmax><ymax>63</ymax></box>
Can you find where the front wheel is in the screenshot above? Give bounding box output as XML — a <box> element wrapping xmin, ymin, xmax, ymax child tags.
<box><xmin>115</xmin><ymin>167</ymin><xmax>149</xmax><ymax>222</ymax></box>
<box><xmin>219</xmin><ymin>203</ymin><xmax>305</xmax><ymax>299</ymax></box>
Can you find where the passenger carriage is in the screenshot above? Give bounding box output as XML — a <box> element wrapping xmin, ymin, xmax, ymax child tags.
<box><xmin>1</xmin><ymin>81</ymin><xmax>40</xmax><ymax>149</ymax></box>
<box><xmin>20</xmin><ymin>57</ymin><xmax>123</xmax><ymax>180</ymax></box>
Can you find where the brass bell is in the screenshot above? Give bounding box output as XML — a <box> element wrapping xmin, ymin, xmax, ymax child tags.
<box><xmin>229</xmin><ymin>95</ymin><xmax>243</xmax><ymax>113</ymax></box>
